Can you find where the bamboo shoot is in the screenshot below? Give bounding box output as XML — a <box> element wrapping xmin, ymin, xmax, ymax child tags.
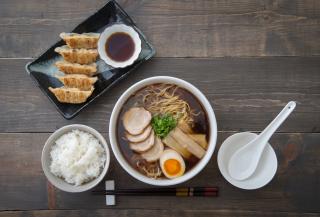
<box><xmin>162</xmin><ymin>135</ymin><xmax>192</xmax><ymax>159</ymax></box>
<box><xmin>169</xmin><ymin>128</ymin><xmax>206</xmax><ymax>159</ymax></box>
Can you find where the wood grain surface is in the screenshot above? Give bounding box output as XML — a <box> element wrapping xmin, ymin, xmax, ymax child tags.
<box><xmin>0</xmin><ymin>209</ymin><xmax>319</xmax><ymax>217</ymax></box>
<box><xmin>0</xmin><ymin>0</ymin><xmax>319</xmax><ymax>216</ymax></box>
<box><xmin>0</xmin><ymin>0</ymin><xmax>320</xmax><ymax>58</ymax></box>
<box><xmin>1</xmin><ymin>133</ymin><xmax>319</xmax><ymax>212</ymax></box>
<box><xmin>1</xmin><ymin>58</ymin><xmax>319</xmax><ymax>133</ymax></box>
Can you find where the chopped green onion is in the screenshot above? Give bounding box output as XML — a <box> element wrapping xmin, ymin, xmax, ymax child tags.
<box><xmin>151</xmin><ymin>114</ymin><xmax>177</xmax><ymax>139</ymax></box>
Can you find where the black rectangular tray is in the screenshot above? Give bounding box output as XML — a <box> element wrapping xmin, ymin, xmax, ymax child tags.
<box><xmin>26</xmin><ymin>0</ymin><xmax>155</xmax><ymax>119</ymax></box>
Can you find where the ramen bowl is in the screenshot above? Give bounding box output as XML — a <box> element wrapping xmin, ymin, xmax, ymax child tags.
<box><xmin>109</xmin><ymin>76</ymin><xmax>217</xmax><ymax>186</ymax></box>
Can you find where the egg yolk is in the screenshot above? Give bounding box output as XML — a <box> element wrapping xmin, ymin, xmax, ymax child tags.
<box><xmin>164</xmin><ymin>159</ymin><xmax>181</xmax><ymax>176</ymax></box>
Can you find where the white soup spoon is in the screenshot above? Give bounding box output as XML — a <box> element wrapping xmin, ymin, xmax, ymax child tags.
<box><xmin>228</xmin><ymin>101</ymin><xmax>296</xmax><ymax>181</ymax></box>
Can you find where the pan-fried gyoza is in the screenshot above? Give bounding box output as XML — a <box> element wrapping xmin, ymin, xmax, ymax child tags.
<box><xmin>56</xmin><ymin>74</ymin><xmax>98</xmax><ymax>90</ymax></box>
<box><xmin>60</xmin><ymin>32</ymin><xmax>100</xmax><ymax>49</ymax></box>
<box><xmin>51</xmin><ymin>31</ymin><xmax>100</xmax><ymax>104</ymax></box>
<box><xmin>54</xmin><ymin>46</ymin><xmax>98</xmax><ymax>64</ymax></box>
<box><xmin>49</xmin><ymin>86</ymin><xmax>94</xmax><ymax>104</ymax></box>
<box><xmin>55</xmin><ymin>61</ymin><xmax>97</xmax><ymax>76</ymax></box>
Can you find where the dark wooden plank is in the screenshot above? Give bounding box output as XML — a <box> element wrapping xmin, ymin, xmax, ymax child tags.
<box><xmin>0</xmin><ymin>0</ymin><xmax>320</xmax><ymax>57</ymax></box>
<box><xmin>54</xmin><ymin>133</ymin><xmax>320</xmax><ymax>212</ymax></box>
<box><xmin>0</xmin><ymin>133</ymin><xmax>48</xmax><ymax>210</ymax></box>
<box><xmin>0</xmin><ymin>209</ymin><xmax>318</xmax><ymax>217</ymax></box>
<box><xmin>0</xmin><ymin>57</ymin><xmax>319</xmax><ymax>133</ymax></box>
<box><xmin>1</xmin><ymin>133</ymin><xmax>319</xmax><ymax>212</ymax></box>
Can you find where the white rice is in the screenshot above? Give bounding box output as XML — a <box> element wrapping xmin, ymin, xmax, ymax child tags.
<box><xmin>50</xmin><ymin>129</ymin><xmax>106</xmax><ymax>186</ymax></box>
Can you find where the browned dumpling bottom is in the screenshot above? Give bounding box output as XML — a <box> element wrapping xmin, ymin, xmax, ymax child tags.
<box><xmin>55</xmin><ymin>61</ymin><xmax>97</xmax><ymax>76</ymax></box>
<box><xmin>56</xmin><ymin>74</ymin><xmax>97</xmax><ymax>91</ymax></box>
<box><xmin>60</xmin><ymin>32</ymin><xmax>100</xmax><ymax>49</ymax></box>
<box><xmin>54</xmin><ymin>46</ymin><xmax>98</xmax><ymax>64</ymax></box>
<box><xmin>48</xmin><ymin>86</ymin><xmax>94</xmax><ymax>104</ymax></box>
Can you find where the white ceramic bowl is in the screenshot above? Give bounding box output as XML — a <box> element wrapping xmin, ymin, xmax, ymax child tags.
<box><xmin>109</xmin><ymin>76</ymin><xmax>217</xmax><ymax>186</ymax></box>
<box><xmin>218</xmin><ymin>132</ymin><xmax>278</xmax><ymax>190</ymax></box>
<box><xmin>98</xmin><ymin>24</ymin><xmax>141</xmax><ymax>68</ymax></box>
<box><xmin>41</xmin><ymin>124</ymin><xmax>110</xmax><ymax>193</ymax></box>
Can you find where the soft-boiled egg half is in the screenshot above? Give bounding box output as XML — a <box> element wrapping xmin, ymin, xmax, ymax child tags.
<box><xmin>160</xmin><ymin>149</ymin><xmax>186</xmax><ymax>179</ymax></box>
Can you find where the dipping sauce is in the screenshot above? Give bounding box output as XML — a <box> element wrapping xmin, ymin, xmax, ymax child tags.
<box><xmin>105</xmin><ymin>32</ymin><xmax>135</xmax><ymax>62</ymax></box>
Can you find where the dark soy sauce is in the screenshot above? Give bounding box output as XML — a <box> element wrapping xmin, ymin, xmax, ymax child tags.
<box><xmin>105</xmin><ymin>32</ymin><xmax>135</xmax><ymax>62</ymax></box>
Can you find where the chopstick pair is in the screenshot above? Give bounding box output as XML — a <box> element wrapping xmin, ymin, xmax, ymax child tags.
<box><xmin>92</xmin><ymin>187</ymin><xmax>218</xmax><ymax>197</ymax></box>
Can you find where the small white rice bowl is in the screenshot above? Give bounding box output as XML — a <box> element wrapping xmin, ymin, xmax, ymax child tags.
<box><xmin>50</xmin><ymin>129</ymin><xmax>106</xmax><ymax>186</ymax></box>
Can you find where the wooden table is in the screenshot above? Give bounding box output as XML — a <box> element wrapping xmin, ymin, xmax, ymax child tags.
<box><xmin>1</xmin><ymin>0</ymin><xmax>319</xmax><ymax>216</ymax></box>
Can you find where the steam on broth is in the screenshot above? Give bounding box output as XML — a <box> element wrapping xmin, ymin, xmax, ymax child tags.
<box><xmin>116</xmin><ymin>84</ymin><xmax>210</xmax><ymax>179</ymax></box>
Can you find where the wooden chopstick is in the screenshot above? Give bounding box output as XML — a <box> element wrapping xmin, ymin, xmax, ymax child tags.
<box><xmin>92</xmin><ymin>187</ymin><xmax>218</xmax><ymax>197</ymax></box>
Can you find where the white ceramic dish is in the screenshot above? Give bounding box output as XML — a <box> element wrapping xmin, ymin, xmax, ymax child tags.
<box><xmin>109</xmin><ymin>76</ymin><xmax>218</xmax><ymax>186</ymax></box>
<box><xmin>98</xmin><ymin>24</ymin><xmax>141</xmax><ymax>68</ymax></box>
<box><xmin>41</xmin><ymin>124</ymin><xmax>110</xmax><ymax>193</ymax></box>
<box><xmin>217</xmin><ymin>132</ymin><xmax>278</xmax><ymax>190</ymax></box>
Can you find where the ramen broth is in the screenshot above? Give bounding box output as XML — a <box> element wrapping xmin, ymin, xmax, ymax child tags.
<box><xmin>116</xmin><ymin>84</ymin><xmax>210</xmax><ymax>179</ymax></box>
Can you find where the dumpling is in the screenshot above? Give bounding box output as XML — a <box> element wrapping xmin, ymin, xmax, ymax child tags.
<box><xmin>56</xmin><ymin>74</ymin><xmax>97</xmax><ymax>90</ymax></box>
<box><xmin>54</xmin><ymin>46</ymin><xmax>98</xmax><ymax>64</ymax></box>
<box><xmin>55</xmin><ymin>61</ymin><xmax>97</xmax><ymax>76</ymax></box>
<box><xmin>48</xmin><ymin>86</ymin><xmax>94</xmax><ymax>104</ymax></box>
<box><xmin>60</xmin><ymin>32</ymin><xmax>100</xmax><ymax>49</ymax></box>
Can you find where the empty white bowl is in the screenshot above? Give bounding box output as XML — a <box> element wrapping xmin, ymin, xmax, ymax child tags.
<box><xmin>41</xmin><ymin>124</ymin><xmax>110</xmax><ymax>193</ymax></box>
<box><xmin>98</xmin><ymin>24</ymin><xmax>141</xmax><ymax>68</ymax></box>
<box><xmin>217</xmin><ymin>132</ymin><xmax>278</xmax><ymax>190</ymax></box>
<box><xmin>109</xmin><ymin>76</ymin><xmax>218</xmax><ymax>186</ymax></box>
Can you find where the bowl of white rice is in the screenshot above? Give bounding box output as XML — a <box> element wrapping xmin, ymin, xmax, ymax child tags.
<box><xmin>42</xmin><ymin>124</ymin><xmax>110</xmax><ymax>192</ymax></box>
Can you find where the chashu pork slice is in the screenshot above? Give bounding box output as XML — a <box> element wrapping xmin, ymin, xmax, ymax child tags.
<box><xmin>141</xmin><ymin>137</ymin><xmax>164</xmax><ymax>162</ymax></box>
<box><xmin>129</xmin><ymin>131</ymin><xmax>155</xmax><ymax>153</ymax></box>
<box><xmin>123</xmin><ymin>107</ymin><xmax>152</xmax><ymax>135</ymax></box>
<box><xmin>126</xmin><ymin>125</ymin><xmax>152</xmax><ymax>143</ymax></box>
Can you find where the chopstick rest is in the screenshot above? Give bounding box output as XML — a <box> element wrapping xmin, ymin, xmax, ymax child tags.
<box><xmin>105</xmin><ymin>180</ymin><xmax>115</xmax><ymax>206</ymax></box>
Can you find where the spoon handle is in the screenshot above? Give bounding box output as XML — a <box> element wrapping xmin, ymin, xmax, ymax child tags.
<box><xmin>258</xmin><ymin>101</ymin><xmax>296</xmax><ymax>149</ymax></box>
